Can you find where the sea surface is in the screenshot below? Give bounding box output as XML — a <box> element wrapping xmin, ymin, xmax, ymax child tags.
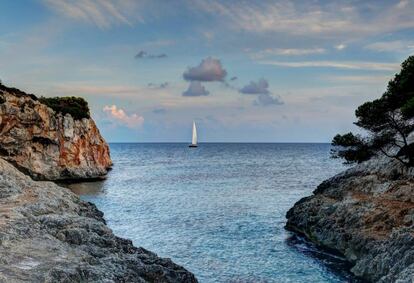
<box><xmin>68</xmin><ymin>143</ymin><xmax>360</xmax><ymax>282</ymax></box>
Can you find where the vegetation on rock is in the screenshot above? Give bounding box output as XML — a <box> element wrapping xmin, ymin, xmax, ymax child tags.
<box><xmin>0</xmin><ymin>81</ymin><xmax>38</xmax><ymax>100</ymax></box>
<box><xmin>0</xmin><ymin>80</ymin><xmax>90</xmax><ymax>120</ymax></box>
<box><xmin>38</xmin><ymin>96</ymin><xmax>90</xmax><ymax>120</ymax></box>
<box><xmin>331</xmin><ymin>56</ymin><xmax>414</xmax><ymax>166</ymax></box>
<box><xmin>0</xmin><ymin>82</ymin><xmax>109</xmax><ymax>180</ymax></box>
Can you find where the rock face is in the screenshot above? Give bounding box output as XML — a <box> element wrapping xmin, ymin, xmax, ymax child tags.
<box><xmin>0</xmin><ymin>87</ymin><xmax>112</xmax><ymax>180</ymax></box>
<box><xmin>0</xmin><ymin>157</ymin><xmax>197</xmax><ymax>282</ymax></box>
<box><xmin>286</xmin><ymin>156</ymin><xmax>414</xmax><ymax>282</ymax></box>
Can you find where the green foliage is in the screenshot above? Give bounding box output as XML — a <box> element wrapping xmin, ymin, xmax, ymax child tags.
<box><xmin>332</xmin><ymin>132</ymin><xmax>361</xmax><ymax>147</ymax></box>
<box><xmin>355</xmin><ymin>99</ymin><xmax>389</xmax><ymax>132</ymax></box>
<box><xmin>0</xmin><ymin>81</ymin><xmax>37</xmax><ymax>100</ymax></box>
<box><xmin>401</xmin><ymin>97</ymin><xmax>414</xmax><ymax>118</ymax></box>
<box><xmin>0</xmin><ymin>81</ymin><xmax>90</xmax><ymax>120</ymax></box>
<box><xmin>39</xmin><ymin>96</ymin><xmax>90</xmax><ymax>120</ymax></box>
<box><xmin>384</xmin><ymin>56</ymin><xmax>414</xmax><ymax>110</ymax></box>
<box><xmin>332</xmin><ymin>56</ymin><xmax>414</xmax><ymax>166</ymax></box>
<box><xmin>331</xmin><ymin>133</ymin><xmax>374</xmax><ymax>164</ymax></box>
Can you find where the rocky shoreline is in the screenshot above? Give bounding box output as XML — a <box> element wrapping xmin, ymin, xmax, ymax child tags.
<box><xmin>0</xmin><ymin>157</ymin><xmax>197</xmax><ymax>282</ymax></box>
<box><xmin>0</xmin><ymin>84</ymin><xmax>197</xmax><ymax>282</ymax></box>
<box><xmin>0</xmin><ymin>85</ymin><xmax>112</xmax><ymax>181</ymax></box>
<box><xmin>286</xmin><ymin>156</ymin><xmax>414</xmax><ymax>282</ymax></box>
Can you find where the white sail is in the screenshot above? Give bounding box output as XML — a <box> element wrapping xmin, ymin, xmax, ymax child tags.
<box><xmin>192</xmin><ymin>121</ymin><xmax>197</xmax><ymax>145</ymax></box>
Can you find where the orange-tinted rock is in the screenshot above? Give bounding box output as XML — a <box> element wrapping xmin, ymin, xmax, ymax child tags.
<box><xmin>0</xmin><ymin>88</ymin><xmax>112</xmax><ymax>180</ymax></box>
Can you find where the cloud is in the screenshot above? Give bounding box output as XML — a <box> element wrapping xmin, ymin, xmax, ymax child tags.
<box><xmin>239</xmin><ymin>79</ymin><xmax>283</xmax><ymax>106</ymax></box>
<box><xmin>324</xmin><ymin>75</ymin><xmax>392</xmax><ymax>84</ymax></box>
<box><xmin>239</xmin><ymin>79</ymin><xmax>270</xmax><ymax>95</ymax></box>
<box><xmin>135</xmin><ymin>50</ymin><xmax>167</xmax><ymax>59</ymax></box>
<box><xmin>140</xmin><ymin>39</ymin><xmax>175</xmax><ymax>47</ymax></box>
<box><xmin>43</xmin><ymin>0</ymin><xmax>142</xmax><ymax>28</ymax></box>
<box><xmin>183</xmin><ymin>57</ymin><xmax>227</xmax><ymax>82</ymax></box>
<box><xmin>53</xmin><ymin>85</ymin><xmax>141</xmax><ymax>95</ymax></box>
<box><xmin>253</xmin><ymin>48</ymin><xmax>325</xmax><ymax>58</ymax></box>
<box><xmin>103</xmin><ymin>105</ymin><xmax>144</xmax><ymax>128</ymax></box>
<box><xmin>259</xmin><ymin>60</ymin><xmax>400</xmax><ymax>71</ymax></box>
<box><xmin>192</xmin><ymin>1</ymin><xmax>414</xmax><ymax>39</ymax></box>
<box><xmin>153</xmin><ymin>108</ymin><xmax>167</xmax><ymax>114</ymax></box>
<box><xmin>254</xmin><ymin>93</ymin><xmax>284</xmax><ymax>106</ymax></box>
<box><xmin>364</xmin><ymin>40</ymin><xmax>414</xmax><ymax>53</ymax></box>
<box><xmin>182</xmin><ymin>81</ymin><xmax>209</xmax><ymax>96</ymax></box>
<box><xmin>203</xmin><ymin>31</ymin><xmax>215</xmax><ymax>42</ymax></box>
<box><xmin>147</xmin><ymin>82</ymin><xmax>169</xmax><ymax>88</ymax></box>
<box><xmin>43</xmin><ymin>0</ymin><xmax>414</xmax><ymax>45</ymax></box>
<box><xmin>335</xmin><ymin>44</ymin><xmax>347</xmax><ymax>50</ymax></box>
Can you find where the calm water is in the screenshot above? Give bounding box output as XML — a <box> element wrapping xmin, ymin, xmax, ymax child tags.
<box><xmin>68</xmin><ymin>143</ymin><xmax>358</xmax><ymax>282</ymax></box>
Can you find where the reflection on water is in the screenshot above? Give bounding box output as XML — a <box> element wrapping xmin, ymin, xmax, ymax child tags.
<box><xmin>65</xmin><ymin>180</ymin><xmax>105</xmax><ymax>195</ymax></box>
<box><xmin>68</xmin><ymin>143</ymin><xmax>359</xmax><ymax>282</ymax></box>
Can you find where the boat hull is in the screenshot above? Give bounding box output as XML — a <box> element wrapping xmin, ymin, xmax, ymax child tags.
<box><xmin>189</xmin><ymin>144</ymin><xmax>198</xmax><ymax>148</ymax></box>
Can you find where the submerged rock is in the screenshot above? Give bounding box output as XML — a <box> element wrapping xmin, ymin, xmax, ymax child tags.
<box><xmin>0</xmin><ymin>157</ymin><xmax>197</xmax><ymax>282</ymax></box>
<box><xmin>0</xmin><ymin>86</ymin><xmax>112</xmax><ymax>181</ymax></box>
<box><xmin>286</xmin><ymin>155</ymin><xmax>414</xmax><ymax>282</ymax></box>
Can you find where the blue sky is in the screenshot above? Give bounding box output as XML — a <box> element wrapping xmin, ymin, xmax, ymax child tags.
<box><xmin>1</xmin><ymin>0</ymin><xmax>413</xmax><ymax>142</ymax></box>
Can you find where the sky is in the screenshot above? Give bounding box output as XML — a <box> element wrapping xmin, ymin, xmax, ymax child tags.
<box><xmin>1</xmin><ymin>0</ymin><xmax>414</xmax><ymax>142</ymax></box>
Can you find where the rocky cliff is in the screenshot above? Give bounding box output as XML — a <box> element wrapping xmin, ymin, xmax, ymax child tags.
<box><xmin>286</xmin><ymin>156</ymin><xmax>414</xmax><ymax>282</ymax></box>
<box><xmin>0</xmin><ymin>85</ymin><xmax>112</xmax><ymax>180</ymax></box>
<box><xmin>0</xmin><ymin>157</ymin><xmax>197</xmax><ymax>282</ymax></box>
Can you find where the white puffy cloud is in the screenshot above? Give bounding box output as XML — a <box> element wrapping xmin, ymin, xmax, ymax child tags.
<box><xmin>103</xmin><ymin>105</ymin><xmax>144</xmax><ymax>128</ymax></box>
<box><xmin>335</xmin><ymin>44</ymin><xmax>347</xmax><ymax>50</ymax></box>
<box><xmin>183</xmin><ymin>57</ymin><xmax>227</xmax><ymax>82</ymax></box>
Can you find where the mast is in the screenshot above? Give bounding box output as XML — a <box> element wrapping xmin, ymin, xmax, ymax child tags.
<box><xmin>192</xmin><ymin>121</ymin><xmax>197</xmax><ymax>145</ymax></box>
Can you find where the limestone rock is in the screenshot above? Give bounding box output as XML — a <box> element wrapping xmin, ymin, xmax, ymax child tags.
<box><xmin>0</xmin><ymin>157</ymin><xmax>197</xmax><ymax>282</ymax></box>
<box><xmin>286</xmin><ymin>155</ymin><xmax>414</xmax><ymax>282</ymax></box>
<box><xmin>0</xmin><ymin>87</ymin><xmax>112</xmax><ymax>180</ymax></box>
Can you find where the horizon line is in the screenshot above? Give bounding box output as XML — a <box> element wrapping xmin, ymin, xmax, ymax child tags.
<box><xmin>107</xmin><ymin>141</ymin><xmax>332</xmax><ymax>144</ymax></box>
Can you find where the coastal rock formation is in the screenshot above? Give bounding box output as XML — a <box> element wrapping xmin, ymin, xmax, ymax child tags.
<box><xmin>286</xmin><ymin>156</ymin><xmax>414</xmax><ymax>282</ymax></box>
<box><xmin>0</xmin><ymin>157</ymin><xmax>197</xmax><ymax>282</ymax></box>
<box><xmin>0</xmin><ymin>85</ymin><xmax>112</xmax><ymax>180</ymax></box>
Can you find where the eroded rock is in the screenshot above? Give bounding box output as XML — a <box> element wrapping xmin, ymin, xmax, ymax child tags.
<box><xmin>286</xmin><ymin>155</ymin><xmax>414</xmax><ymax>282</ymax></box>
<box><xmin>0</xmin><ymin>88</ymin><xmax>112</xmax><ymax>180</ymax></box>
<box><xmin>0</xmin><ymin>157</ymin><xmax>197</xmax><ymax>282</ymax></box>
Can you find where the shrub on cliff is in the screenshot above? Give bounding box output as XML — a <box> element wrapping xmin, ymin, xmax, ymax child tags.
<box><xmin>39</xmin><ymin>96</ymin><xmax>90</xmax><ymax>120</ymax></box>
<box><xmin>0</xmin><ymin>81</ymin><xmax>90</xmax><ymax>120</ymax></box>
<box><xmin>0</xmin><ymin>81</ymin><xmax>37</xmax><ymax>100</ymax></box>
<box><xmin>332</xmin><ymin>56</ymin><xmax>414</xmax><ymax>166</ymax></box>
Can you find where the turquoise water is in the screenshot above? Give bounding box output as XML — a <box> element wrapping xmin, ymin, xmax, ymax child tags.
<box><xmin>70</xmin><ymin>143</ymin><xmax>359</xmax><ymax>282</ymax></box>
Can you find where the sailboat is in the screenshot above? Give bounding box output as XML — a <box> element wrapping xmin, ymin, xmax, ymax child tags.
<box><xmin>189</xmin><ymin>121</ymin><xmax>198</xmax><ymax>148</ymax></box>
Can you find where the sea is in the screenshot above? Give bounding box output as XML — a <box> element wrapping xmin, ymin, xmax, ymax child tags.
<box><xmin>67</xmin><ymin>143</ymin><xmax>362</xmax><ymax>283</ymax></box>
